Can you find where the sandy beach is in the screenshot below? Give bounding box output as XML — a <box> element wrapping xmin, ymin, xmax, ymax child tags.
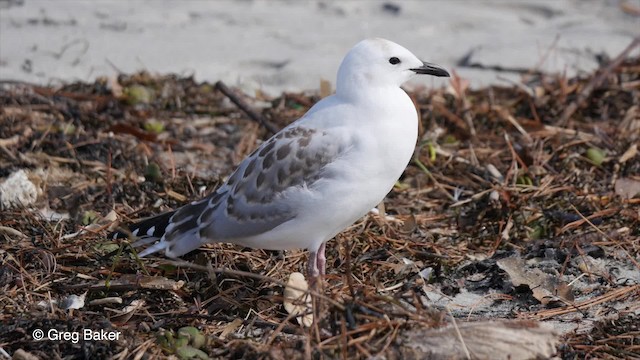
<box><xmin>1</xmin><ymin>0</ymin><xmax>639</xmax><ymax>94</ymax></box>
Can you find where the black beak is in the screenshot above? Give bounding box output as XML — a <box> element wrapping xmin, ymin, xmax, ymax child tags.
<box><xmin>410</xmin><ymin>62</ymin><xmax>450</xmax><ymax>77</ymax></box>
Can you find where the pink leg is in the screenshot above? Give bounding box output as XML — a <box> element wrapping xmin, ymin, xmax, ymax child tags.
<box><xmin>307</xmin><ymin>251</ymin><xmax>319</xmax><ymax>278</ymax></box>
<box><xmin>317</xmin><ymin>242</ymin><xmax>327</xmax><ymax>276</ymax></box>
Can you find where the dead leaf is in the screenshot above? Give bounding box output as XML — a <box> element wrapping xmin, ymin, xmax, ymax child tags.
<box><xmin>283</xmin><ymin>272</ymin><xmax>313</xmax><ymax>327</ymax></box>
<box><xmin>401</xmin><ymin>214</ymin><xmax>417</xmax><ymax>233</ymax></box>
<box><xmin>615</xmin><ymin>177</ymin><xmax>640</xmax><ymax>199</ymax></box>
<box><xmin>0</xmin><ymin>170</ymin><xmax>39</xmax><ymax>209</ymax></box>
<box><xmin>220</xmin><ymin>318</ymin><xmax>244</xmax><ymax>339</ymax></box>
<box><xmin>0</xmin><ymin>225</ymin><xmax>28</xmax><ymax>239</ymax></box>
<box><xmin>619</xmin><ymin>144</ymin><xmax>638</xmax><ymax>163</ymax></box>
<box><xmin>497</xmin><ymin>257</ymin><xmax>573</xmax><ymax>304</ymax></box>
<box><xmin>109</xmin><ymin>299</ymin><xmax>146</xmax><ymax>323</ymax></box>
<box><xmin>60</xmin><ymin>292</ymin><xmax>87</xmax><ymax>310</ymax></box>
<box><xmin>104</xmin><ymin>210</ymin><xmax>118</xmax><ymax>222</ymax></box>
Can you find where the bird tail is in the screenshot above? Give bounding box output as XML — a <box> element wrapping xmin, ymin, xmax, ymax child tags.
<box><xmin>109</xmin><ymin>210</ymin><xmax>177</xmax><ymax>256</ymax></box>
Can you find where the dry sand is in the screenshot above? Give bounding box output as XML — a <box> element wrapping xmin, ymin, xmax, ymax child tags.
<box><xmin>1</xmin><ymin>0</ymin><xmax>639</xmax><ymax>94</ymax></box>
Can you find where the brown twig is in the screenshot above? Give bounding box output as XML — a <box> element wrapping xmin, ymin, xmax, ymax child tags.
<box><xmin>214</xmin><ymin>80</ymin><xmax>279</xmax><ymax>134</ymax></box>
<box><xmin>558</xmin><ymin>36</ymin><xmax>640</xmax><ymax>125</ymax></box>
<box><xmin>456</xmin><ymin>48</ymin><xmax>545</xmax><ymax>77</ymax></box>
<box><xmin>520</xmin><ymin>285</ymin><xmax>639</xmax><ymax>320</ymax></box>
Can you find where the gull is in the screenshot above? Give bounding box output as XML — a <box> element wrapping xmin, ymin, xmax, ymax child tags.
<box><xmin>113</xmin><ymin>38</ymin><xmax>449</xmax><ymax>280</ymax></box>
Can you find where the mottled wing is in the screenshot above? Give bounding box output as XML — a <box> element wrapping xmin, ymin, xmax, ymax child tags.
<box><xmin>159</xmin><ymin>125</ymin><xmax>351</xmax><ymax>255</ymax></box>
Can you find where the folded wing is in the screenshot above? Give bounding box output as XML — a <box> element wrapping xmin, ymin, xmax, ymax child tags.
<box><xmin>142</xmin><ymin>125</ymin><xmax>351</xmax><ymax>257</ymax></box>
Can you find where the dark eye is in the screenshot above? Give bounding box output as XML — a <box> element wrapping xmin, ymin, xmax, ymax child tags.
<box><xmin>389</xmin><ymin>57</ymin><xmax>401</xmax><ymax>65</ymax></box>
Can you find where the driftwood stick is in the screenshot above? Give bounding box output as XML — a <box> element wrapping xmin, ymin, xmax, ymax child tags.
<box><xmin>214</xmin><ymin>80</ymin><xmax>279</xmax><ymax>134</ymax></box>
<box><xmin>558</xmin><ymin>36</ymin><xmax>640</xmax><ymax>126</ymax></box>
<box><xmin>456</xmin><ymin>49</ymin><xmax>544</xmax><ymax>76</ymax></box>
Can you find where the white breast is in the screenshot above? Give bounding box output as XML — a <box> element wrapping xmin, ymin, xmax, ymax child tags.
<box><xmin>245</xmin><ymin>88</ymin><xmax>418</xmax><ymax>251</ymax></box>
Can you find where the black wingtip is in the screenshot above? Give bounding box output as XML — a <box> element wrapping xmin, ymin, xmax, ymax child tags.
<box><xmin>109</xmin><ymin>210</ymin><xmax>176</xmax><ymax>240</ymax></box>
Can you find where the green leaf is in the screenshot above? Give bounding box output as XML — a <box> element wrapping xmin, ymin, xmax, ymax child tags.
<box><xmin>144</xmin><ymin>163</ymin><xmax>163</xmax><ymax>183</ymax></box>
<box><xmin>144</xmin><ymin>121</ymin><xmax>165</xmax><ymax>134</ymax></box>
<box><xmin>586</xmin><ymin>147</ymin><xmax>605</xmax><ymax>166</ymax></box>
<box><xmin>81</xmin><ymin>210</ymin><xmax>99</xmax><ymax>225</ymax></box>
<box><xmin>124</xmin><ymin>85</ymin><xmax>153</xmax><ymax>105</ymax></box>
